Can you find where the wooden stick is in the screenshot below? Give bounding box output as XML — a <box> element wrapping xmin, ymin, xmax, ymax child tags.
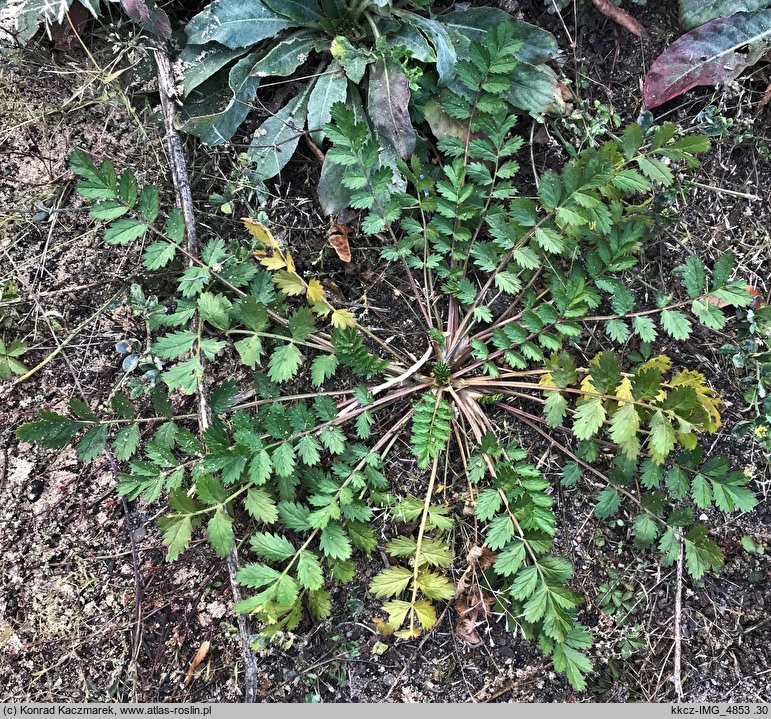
<box><xmin>153</xmin><ymin>45</ymin><xmax>259</xmax><ymax>703</ymax></box>
<box><xmin>673</xmin><ymin>538</ymin><xmax>685</xmax><ymax>701</ymax></box>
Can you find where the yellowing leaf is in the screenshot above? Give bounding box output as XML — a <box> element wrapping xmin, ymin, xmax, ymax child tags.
<box><xmin>370</xmin><ymin>566</ymin><xmax>412</xmax><ymax>598</ymax></box>
<box><xmin>273</xmin><ymin>271</ymin><xmax>306</xmax><ymax>297</ymax></box>
<box><xmin>260</xmin><ymin>252</ymin><xmax>286</xmax><ymax>271</ymax></box>
<box><xmin>579</xmin><ymin>374</ymin><xmax>597</xmax><ymax>397</ymax></box>
<box><xmin>373</xmin><ymin>617</ymin><xmax>397</xmax><ymax>636</ymax></box>
<box><xmin>331</xmin><ymin>309</ymin><xmax>356</xmax><ymax>329</ymax></box>
<box><xmin>383</xmin><ymin>599</ymin><xmax>411</xmax><ymax>627</ymax></box>
<box><xmin>669</xmin><ymin>369</ymin><xmax>722</xmax><ymax>430</ymax></box>
<box><xmin>539</xmin><ymin>372</ymin><xmax>557</xmax><ymax>388</ymax></box>
<box><xmin>244</xmin><ymin>218</ymin><xmax>280</xmax><ymax>249</ymax></box>
<box><xmin>416</xmin><ymin>570</ymin><xmax>455</xmax><ymax>600</ymax></box>
<box><xmin>678</xmin><ymin>431</ymin><xmax>698</xmax><ymax>449</ymax></box>
<box><xmin>649</xmin><ymin>410</ymin><xmax>676</xmax><ymax>461</ymax></box>
<box><xmin>285</xmin><ymin>251</ymin><xmax>296</xmax><ymax>274</ymax></box>
<box><xmin>413</xmin><ymin>600</ymin><xmax>437</xmax><ymax>630</ymax></box>
<box><xmin>640</xmin><ymin>354</ymin><xmax>672</xmax><ymax>373</ymax></box>
<box><xmin>395</xmin><ymin>626</ymin><xmax>421</xmax><ymax>639</ymax></box>
<box><xmin>306</xmin><ymin>278</ymin><xmax>325</xmax><ymax>304</ymax></box>
<box><xmin>615</xmin><ymin>376</ymin><xmax>634</xmax><ymax>402</ymax></box>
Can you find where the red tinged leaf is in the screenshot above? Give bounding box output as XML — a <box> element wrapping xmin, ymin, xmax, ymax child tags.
<box><xmin>51</xmin><ymin>1</ymin><xmax>90</xmax><ymax>51</ymax></box>
<box><xmin>121</xmin><ymin>0</ymin><xmax>172</xmax><ymax>38</ymax></box>
<box><xmin>644</xmin><ymin>10</ymin><xmax>771</xmax><ymax>108</ymax></box>
<box><xmin>367</xmin><ymin>58</ymin><xmax>417</xmax><ymax>160</ymax></box>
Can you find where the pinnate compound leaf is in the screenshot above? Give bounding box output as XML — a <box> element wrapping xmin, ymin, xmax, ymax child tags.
<box><xmin>544</xmin><ymin>391</ymin><xmax>568</xmax><ymax>426</ymax></box>
<box><xmin>104</xmin><ymin>219</ymin><xmax>148</xmax><ymax>245</ymax></box>
<box><xmin>320</xmin><ymin>521</ymin><xmax>352</xmax><ymax>560</ymax></box>
<box><xmin>113</xmin><ymin>424</ymin><xmax>141</xmax><ymax>461</ymax></box>
<box><xmin>552</xmin><ymin>639</ymin><xmax>593</xmax><ymax>691</ymax></box>
<box><xmin>237</xmin><ymin>562</ymin><xmax>281</xmax><ymax>589</ymax></box>
<box><xmin>16</xmin><ymin>411</ymin><xmax>83</xmax><ymax>449</ymax></box>
<box><xmin>245</xmin><ymin>488</ymin><xmax>278</xmax><ymax>524</ymax></box>
<box><xmin>250</xmin><ymin>532</ymin><xmax>295</xmax><ymax>561</ymax></box>
<box><xmin>661</xmin><ymin>309</ymin><xmax>693</xmax><ymax>340</ymax></box>
<box><xmin>594</xmin><ymin>486</ymin><xmax>621</xmax><ymax>519</ymax></box>
<box><xmin>475</xmin><ymin>489</ymin><xmax>503</xmax><ymax>522</ymax></box>
<box><xmin>644</xmin><ymin>11</ymin><xmax>771</xmax><ymax>108</ymax></box>
<box><xmin>76</xmin><ymin>425</ymin><xmax>108</xmax><ymax>462</ymax></box>
<box><xmin>296</xmin><ymin>550</ymin><xmax>324</xmax><ymax>590</ymax></box>
<box><xmin>268</xmin><ymin>343</ymin><xmax>302</xmax><ymax>383</ymax></box>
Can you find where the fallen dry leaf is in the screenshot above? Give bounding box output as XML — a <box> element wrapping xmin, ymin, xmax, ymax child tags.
<box><xmin>591</xmin><ymin>0</ymin><xmax>648</xmax><ymax>38</ymax></box>
<box><xmin>454</xmin><ymin>585</ymin><xmax>496</xmax><ymax>647</ymax></box>
<box><xmin>707</xmin><ymin>284</ymin><xmax>763</xmax><ymax>309</ymax></box>
<box><xmin>183</xmin><ymin>640</ymin><xmax>210</xmax><ymax>688</ymax></box>
<box><xmin>328</xmin><ymin>222</ymin><xmax>351</xmax><ymax>263</ymax></box>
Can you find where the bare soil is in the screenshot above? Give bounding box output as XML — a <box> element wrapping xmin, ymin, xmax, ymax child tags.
<box><xmin>1</xmin><ymin>0</ymin><xmax>770</xmax><ymax>703</ymax></box>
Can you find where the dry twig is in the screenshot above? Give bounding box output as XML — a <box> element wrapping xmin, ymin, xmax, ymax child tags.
<box><xmin>673</xmin><ymin>538</ymin><xmax>685</xmax><ymax>701</ymax></box>
<box><xmin>153</xmin><ymin>45</ymin><xmax>259</xmax><ymax>703</ymax></box>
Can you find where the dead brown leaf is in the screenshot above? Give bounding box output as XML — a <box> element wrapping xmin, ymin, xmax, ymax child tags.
<box><xmin>454</xmin><ymin>585</ymin><xmax>496</xmax><ymax>647</ymax></box>
<box><xmin>591</xmin><ymin>0</ymin><xmax>648</xmax><ymax>38</ymax></box>
<box><xmin>328</xmin><ymin>222</ymin><xmax>351</xmax><ymax>263</ymax></box>
<box><xmin>183</xmin><ymin>640</ymin><xmax>210</xmax><ymax>688</ymax></box>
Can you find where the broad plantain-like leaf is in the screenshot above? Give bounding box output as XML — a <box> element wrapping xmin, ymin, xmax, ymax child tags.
<box><xmin>399</xmin><ymin>13</ymin><xmax>458</xmax><ymax>84</ymax></box>
<box><xmin>644</xmin><ymin>11</ymin><xmax>771</xmax><ymax>108</ymax></box>
<box><xmin>439</xmin><ymin>7</ymin><xmax>559</xmax><ymax>64</ymax></box>
<box><xmin>120</xmin><ymin>0</ymin><xmax>171</xmax><ymax>38</ymax></box>
<box><xmin>179</xmin><ymin>43</ymin><xmax>247</xmax><ymax>97</ymax></box>
<box><xmin>262</xmin><ymin>0</ymin><xmax>322</xmax><ymax>23</ymax></box>
<box><xmin>505</xmin><ymin>62</ymin><xmax>567</xmax><ymax>117</ymax></box>
<box><xmin>366</xmin><ymin>57</ymin><xmax>416</xmax><ymax>160</ymax></box>
<box><xmin>248</xmin><ymin>31</ymin><xmax>319</xmax><ymax>78</ymax></box>
<box><xmin>186</xmin><ymin>0</ymin><xmax>298</xmax><ymax>49</ymax></box>
<box><xmin>679</xmin><ymin>0</ymin><xmax>771</xmax><ymax>30</ymax></box>
<box><xmin>307</xmin><ymin>61</ymin><xmax>348</xmax><ymax>141</ymax></box>
<box><xmin>385</xmin><ymin>24</ymin><xmax>434</xmax><ymax>63</ymax></box>
<box><xmin>179</xmin><ymin>53</ymin><xmax>261</xmax><ymax>145</ymax></box>
<box><xmin>248</xmin><ymin>84</ymin><xmax>312</xmax><ymax>181</ymax></box>
<box><xmin>317</xmin><ymin>157</ymin><xmax>353</xmax><ymax>216</ymax></box>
